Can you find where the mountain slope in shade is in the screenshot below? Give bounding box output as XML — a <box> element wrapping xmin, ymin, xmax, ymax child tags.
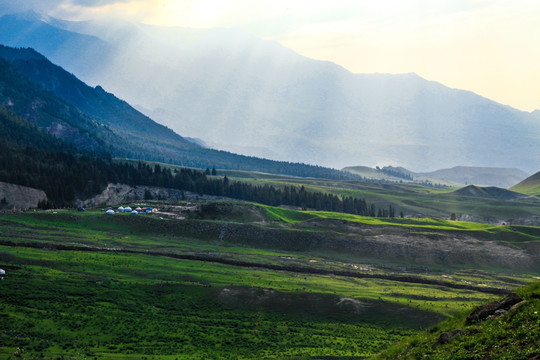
<box><xmin>2</xmin><ymin>12</ymin><xmax>540</xmax><ymax>172</ymax></box>
<box><xmin>510</xmin><ymin>171</ymin><xmax>540</xmax><ymax>196</ymax></box>
<box><xmin>0</xmin><ymin>56</ymin><xmax>120</xmax><ymax>154</ymax></box>
<box><xmin>0</xmin><ymin>45</ymin><xmax>358</xmax><ymax>179</ymax></box>
<box><xmin>0</xmin><ymin>45</ymin><xmax>195</xmax><ymax>151</ymax></box>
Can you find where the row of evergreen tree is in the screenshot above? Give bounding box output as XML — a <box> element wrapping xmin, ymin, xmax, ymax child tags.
<box><xmin>1</xmin><ymin>105</ymin><xmax>396</xmax><ymax>217</ymax></box>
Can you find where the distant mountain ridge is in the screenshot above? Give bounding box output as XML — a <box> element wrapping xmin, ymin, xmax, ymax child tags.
<box><xmin>418</xmin><ymin>166</ymin><xmax>530</xmax><ymax>188</ymax></box>
<box><xmin>1</xmin><ymin>11</ymin><xmax>540</xmax><ymax>172</ymax></box>
<box><xmin>343</xmin><ymin>165</ymin><xmax>529</xmax><ymax>188</ymax></box>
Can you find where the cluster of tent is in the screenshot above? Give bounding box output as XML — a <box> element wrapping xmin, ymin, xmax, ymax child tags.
<box><xmin>104</xmin><ymin>206</ymin><xmax>156</xmax><ymax>215</ymax></box>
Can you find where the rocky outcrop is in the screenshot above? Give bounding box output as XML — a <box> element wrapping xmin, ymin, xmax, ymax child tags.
<box><xmin>466</xmin><ymin>292</ymin><xmax>524</xmax><ymax>324</ymax></box>
<box><xmin>81</xmin><ymin>183</ymin><xmax>230</xmax><ymax>207</ymax></box>
<box><xmin>0</xmin><ymin>181</ymin><xmax>47</xmax><ymax>210</ymax></box>
<box><xmin>433</xmin><ymin>329</ymin><xmax>465</xmax><ymax>347</ymax></box>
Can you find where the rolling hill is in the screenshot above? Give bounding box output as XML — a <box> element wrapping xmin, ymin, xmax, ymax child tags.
<box><xmin>1</xmin><ymin>11</ymin><xmax>540</xmax><ymax>172</ymax></box>
<box><xmin>510</xmin><ymin>171</ymin><xmax>540</xmax><ymax>196</ymax></box>
<box><xmin>450</xmin><ymin>185</ymin><xmax>531</xmax><ymax>201</ymax></box>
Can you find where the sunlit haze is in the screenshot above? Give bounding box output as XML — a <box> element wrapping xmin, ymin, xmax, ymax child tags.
<box><xmin>6</xmin><ymin>0</ymin><xmax>539</xmax><ymax>111</ymax></box>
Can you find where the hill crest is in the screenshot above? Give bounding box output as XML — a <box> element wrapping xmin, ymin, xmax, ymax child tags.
<box><xmin>451</xmin><ymin>185</ymin><xmax>531</xmax><ymax>201</ymax></box>
<box><xmin>510</xmin><ymin>170</ymin><xmax>540</xmax><ymax>196</ymax></box>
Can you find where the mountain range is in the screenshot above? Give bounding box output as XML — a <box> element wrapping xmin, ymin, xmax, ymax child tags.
<box><xmin>343</xmin><ymin>165</ymin><xmax>529</xmax><ymax>188</ymax></box>
<box><xmin>0</xmin><ymin>44</ymin><xmax>358</xmax><ymax>180</ymax></box>
<box><xmin>0</xmin><ymin>11</ymin><xmax>539</xmax><ymax>173</ymax></box>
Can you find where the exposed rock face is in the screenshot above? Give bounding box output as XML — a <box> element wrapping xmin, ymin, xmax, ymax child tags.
<box><xmin>0</xmin><ymin>181</ymin><xmax>47</xmax><ymax>210</ymax></box>
<box><xmin>466</xmin><ymin>292</ymin><xmax>524</xmax><ymax>324</ymax></box>
<box><xmin>81</xmin><ymin>183</ymin><xmax>230</xmax><ymax>207</ymax></box>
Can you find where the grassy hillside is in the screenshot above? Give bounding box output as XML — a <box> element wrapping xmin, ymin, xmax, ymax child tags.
<box><xmin>451</xmin><ymin>185</ymin><xmax>531</xmax><ymax>201</ymax></box>
<box><xmin>511</xmin><ymin>170</ymin><xmax>540</xmax><ymax>197</ymax></box>
<box><xmin>111</xmin><ymin>159</ymin><xmax>540</xmax><ymax>226</ymax></box>
<box><xmin>0</xmin><ymin>205</ymin><xmax>538</xmax><ymax>359</ymax></box>
<box><xmin>374</xmin><ymin>281</ymin><xmax>540</xmax><ymax>359</ymax></box>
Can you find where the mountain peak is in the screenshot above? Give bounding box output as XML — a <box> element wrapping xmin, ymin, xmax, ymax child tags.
<box><xmin>0</xmin><ymin>44</ymin><xmax>46</xmax><ymax>61</ymax></box>
<box><xmin>2</xmin><ymin>10</ymin><xmax>48</xmax><ymax>22</ymax></box>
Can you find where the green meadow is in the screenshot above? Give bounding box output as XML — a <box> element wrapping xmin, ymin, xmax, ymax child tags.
<box><xmin>1</xmin><ymin>205</ymin><xmax>538</xmax><ymax>359</ymax></box>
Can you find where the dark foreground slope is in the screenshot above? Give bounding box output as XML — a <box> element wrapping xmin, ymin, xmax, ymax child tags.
<box><xmin>374</xmin><ymin>281</ymin><xmax>540</xmax><ymax>359</ymax></box>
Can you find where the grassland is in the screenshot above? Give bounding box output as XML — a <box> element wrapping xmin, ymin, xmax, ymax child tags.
<box><xmin>511</xmin><ymin>171</ymin><xmax>540</xmax><ymax>197</ymax></box>
<box><xmin>218</xmin><ymin>169</ymin><xmax>540</xmax><ymax>222</ymax></box>
<box><xmin>1</xmin><ymin>204</ymin><xmax>538</xmax><ymax>359</ymax></box>
<box><xmin>114</xmin><ymin>159</ymin><xmax>540</xmax><ymax>224</ymax></box>
<box><xmin>374</xmin><ymin>281</ymin><xmax>540</xmax><ymax>359</ymax></box>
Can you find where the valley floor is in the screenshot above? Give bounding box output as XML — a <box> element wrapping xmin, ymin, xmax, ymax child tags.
<box><xmin>0</xmin><ymin>203</ymin><xmax>538</xmax><ymax>359</ymax></box>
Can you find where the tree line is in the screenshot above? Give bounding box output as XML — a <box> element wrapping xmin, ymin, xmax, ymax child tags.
<box><xmin>1</xmin><ymin>105</ymin><xmax>396</xmax><ymax>216</ymax></box>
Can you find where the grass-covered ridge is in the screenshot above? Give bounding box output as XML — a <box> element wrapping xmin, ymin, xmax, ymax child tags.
<box><xmin>511</xmin><ymin>170</ymin><xmax>540</xmax><ymax>197</ymax></box>
<box><xmin>374</xmin><ymin>281</ymin><xmax>540</xmax><ymax>359</ymax></box>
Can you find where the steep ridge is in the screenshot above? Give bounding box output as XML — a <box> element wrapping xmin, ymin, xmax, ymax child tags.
<box><xmin>0</xmin><ymin>56</ymin><xmax>120</xmax><ymax>154</ymax></box>
<box><xmin>0</xmin><ymin>45</ymin><xmax>196</xmax><ymax>150</ymax></box>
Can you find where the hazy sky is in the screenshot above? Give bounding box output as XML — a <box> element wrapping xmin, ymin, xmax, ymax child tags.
<box><xmin>8</xmin><ymin>0</ymin><xmax>540</xmax><ymax>111</ymax></box>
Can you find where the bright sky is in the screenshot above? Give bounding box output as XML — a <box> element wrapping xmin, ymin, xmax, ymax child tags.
<box><xmin>27</xmin><ymin>0</ymin><xmax>540</xmax><ymax>111</ymax></box>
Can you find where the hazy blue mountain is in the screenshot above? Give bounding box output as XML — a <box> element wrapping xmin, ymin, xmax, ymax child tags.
<box><xmin>1</xmin><ymin>11</ymin><xmax>540</xmax><ymax>172</ymax></box>
<box><xmin>418</xmin><ymin>166</ymin><xmax>530</xmax><ymax>188</ymax></box>
<box><xmin>343</xmin><ymin>164</ymin><xmax>529</xmax><ymax>188</ymax></box>
<box><xmin>0</xmin><ymin>45</ymin><xmax>356</xmax><ymax>179</ymax></box>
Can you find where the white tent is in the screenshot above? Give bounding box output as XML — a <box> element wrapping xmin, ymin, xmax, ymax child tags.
<box><xmin>106</xmin><ymin>210</ymin><xmax>115</xmax><ymax>215</ymax></box>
